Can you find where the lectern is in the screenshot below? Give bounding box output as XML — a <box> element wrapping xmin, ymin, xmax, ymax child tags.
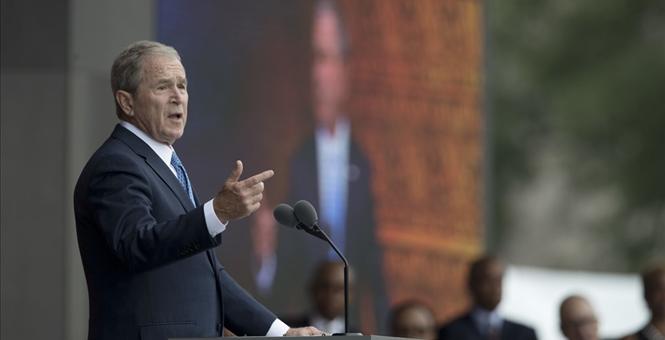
<box><xmin>172</xmin><ymin>336</ymin><xmax>412</xmax><ymax>340</ymax></box>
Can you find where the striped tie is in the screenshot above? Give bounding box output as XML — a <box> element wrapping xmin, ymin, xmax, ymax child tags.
<box><xmin>170</xmin><ymin>151</ymin><xmax>195</xmax><ymax>205</ymax></box>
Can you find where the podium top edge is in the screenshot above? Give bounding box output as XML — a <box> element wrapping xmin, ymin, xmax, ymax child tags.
<box><xmin>172</xmin><ymin>335</ymin><xmax>415</xmax><ymax>340</ymax></box>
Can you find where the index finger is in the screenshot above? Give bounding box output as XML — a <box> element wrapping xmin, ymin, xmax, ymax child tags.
<box><xmin>239</xmin><ymin>169</ymin><xmax>274</xmax><ymax>187</ymax></box>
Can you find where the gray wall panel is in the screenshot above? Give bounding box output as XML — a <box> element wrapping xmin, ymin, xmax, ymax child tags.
<box><xmin>1</xmin><ymin>0</ymin><xmax>153</xmax><ymax>339</ymax></box>
<box><xmin>1</xmin><ymin>72</ymin><xmax>67</xmax><ymax>340</ymax></box>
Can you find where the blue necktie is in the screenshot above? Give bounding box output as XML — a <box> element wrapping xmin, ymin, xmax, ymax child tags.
<box><xmin>170</xmin><ymin>151</ymin><xmax>195</xmax><ymax>205</ymax></box>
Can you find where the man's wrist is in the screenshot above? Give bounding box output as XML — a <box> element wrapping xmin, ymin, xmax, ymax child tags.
<box><xmin>204</xmin><ymin>200</ymin><xmax>227</xmax><ymax>236</ymax></box>
<box><xmin>212</xmin><ymin>197</ymin><xmax>230</xmax><ymax>222</ymax></box>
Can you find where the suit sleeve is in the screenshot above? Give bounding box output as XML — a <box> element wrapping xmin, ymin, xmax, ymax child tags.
<box><xmin>219</xmin><ymin>266</ymin><xmax>278</xmax><ymax>336</ymax></box>
<box><xmin>86</xmin><ymin>154</ymin><xmax>220</xmax><ymax>272</ymax></box>
<box><xmin>437</xmin><ymin>326</ymin><xmax>449</xmax><ymax>340</ymax></box>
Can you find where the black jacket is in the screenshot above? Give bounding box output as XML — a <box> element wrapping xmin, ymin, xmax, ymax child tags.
<box><xmin>74</xmin><ymin>124</ymin><xmax>276</xmax><ymax>340</ymax></box>
<box><xmin>438</xmin><ymin>312</ymin><xmax>538</xmax><ymax>340</ymax></box>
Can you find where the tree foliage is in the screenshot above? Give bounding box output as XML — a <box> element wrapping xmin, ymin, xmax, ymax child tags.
<box><xmin>489</xmin><ymin>0</ymin><xmax>665</xmax><ymax>270</ymax></box>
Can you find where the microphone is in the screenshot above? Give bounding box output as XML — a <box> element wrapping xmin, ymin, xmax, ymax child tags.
<box><xmin>293</xmin><ymin>200</ymin><xmax>318</xmax><ymax>228</ymax></box>
<box><xmin>273</xmin><ymin>203</ymin><xmax>298</xmax><ymax>229</ymax></box>
<box><xmin>273</xmin><ymin>201</ymin><xmax>359</xmax><ymax>336</ymax></box>
<box><xmin>273</xmin><ymin>203</ymin><xmax>326</xmax><ymax>241</ymax></box>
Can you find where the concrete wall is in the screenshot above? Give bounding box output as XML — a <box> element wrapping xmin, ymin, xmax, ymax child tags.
<box><xmin>1</xmin><ymin>1</ymin><xmax>153</xmax><ymax>339</ymax></box>
<box><xmin>1</xmin><ymin>1</ymin><xmax>69</xmax><ymax>338</ymax></box>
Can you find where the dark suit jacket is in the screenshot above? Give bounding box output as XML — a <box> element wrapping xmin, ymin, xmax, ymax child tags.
<box><xmin>74</xmin><ymin>125</ymin><xmax>276</xmax><ymax>340</ymax></box>
<box><xmin>438</xmin><ymin>312</ymin><xmax>538</xmax><ymax>340</ymax></box>
<box><xmin>272</xmin><ymin>134</ymin><xmax>387</xmax><ymax>333</ymax></box>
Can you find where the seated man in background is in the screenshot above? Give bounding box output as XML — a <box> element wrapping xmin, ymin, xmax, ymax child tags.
<box><xmin>438</xmin><ymin>255</ymin><xmax>538</xmax><ymax>340</ymax></box>
<box><xmin>283</xmin><ymin>261</ymin><xmax>357</xmax><ymax>334</ymax></box>
<box><xmin>622</xmin><ymin>263</ymin><xmax>665</xmax><ymax>340</ymax></box>
<box><xmin>389</xmin><ymin>300</ymin><xmax>437</xmax><ymax>340</ymax></box>
<box><xmin>559</xmin><ymin>295</ymin><xmax>600</xmax><ymax>340</ymax></box>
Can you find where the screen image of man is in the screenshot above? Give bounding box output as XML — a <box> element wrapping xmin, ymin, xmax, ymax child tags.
<box><xmin>267</xmin><ymin>0</ymin><xmax>387</xmax><ymax>332</ymax></box>
<box><xmin>74</xmin><ymin>40</ymin><xmax>323</xmax><ymax>340</ymax></box>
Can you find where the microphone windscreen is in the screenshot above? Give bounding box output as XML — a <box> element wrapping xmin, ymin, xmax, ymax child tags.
<box><xmin>273</xmin><ymin>204</ymin><xmax>298</xmax><ymax>228</ymax></box>
<box><xmin>293</xmin><ymin>200</ymin><xmax>318</xmax><ymax>227</ymax></box>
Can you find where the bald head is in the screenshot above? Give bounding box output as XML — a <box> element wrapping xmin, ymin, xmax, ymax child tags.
<box><xmin>559</xmin><ymin>295</ymin><xmax>598</xmax><ymax>340</ymax></box>
<box><xmin>390</xmin><ymin>301</ymin><xmax>436</xmax><ymax>340</ymax></box>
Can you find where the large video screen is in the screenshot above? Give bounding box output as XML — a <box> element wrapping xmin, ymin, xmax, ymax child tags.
<box><xmin>158</xmin><ymin>0</ymin><xmax>483</xmax><ymax>333</ymax></box>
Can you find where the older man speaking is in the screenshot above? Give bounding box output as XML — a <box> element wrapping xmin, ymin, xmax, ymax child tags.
<box><xmin>74</xmin><ymin>40</ymin><xmax>323</xmax><ymax>340</ymax></box>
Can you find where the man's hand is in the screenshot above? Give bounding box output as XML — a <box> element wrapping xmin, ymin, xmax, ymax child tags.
<box><xmin>283</xmin><ymin>327</ymin><xmax>327</xmax><ymax>336</ymax></box>
<box><xmin>213</xmin><ymin>160</ymin><xmax>274</xmax><ymax>222</ymax></box>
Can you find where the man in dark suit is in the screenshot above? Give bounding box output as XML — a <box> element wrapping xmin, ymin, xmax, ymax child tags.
<box><xmin>621</xmin><ymin>263</ymin><xmax>665</xmax><ymax>340</ymax></box>
<box><xmin>438</xmin><ymin>255</ymin><xmax>538</xmax><ymax>340</ymax></box>
<box><xmin>267</xmin><ymin>0</ymin><xmax>387</xmax><ymax>333</ymax></box>
<box><xmin>74</xmin><ymin>40</ymin><xmax>323</xmax><ymax>340</ymax></box>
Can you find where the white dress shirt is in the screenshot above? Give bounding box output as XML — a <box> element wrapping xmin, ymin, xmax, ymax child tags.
<box><xmin>120</xmin><ymin>121</ymin><xmax>289</xmax><ymax>336</ymax></box>
<box><xmin>315</xmin><ymin>117</ymin><xmax>350</xmax><ymax>258</ymax></box>
<box><xmin>310</xmin><ymin>314</ymin><xmax>345</xmax><ymax>334</ymax></box>
<box><xmin>120</xmin><ymin>121</ymin><xmax>226</xmax><ymax>237</ymax></box>
<box><xmin>471</xmin><ymin>306</ymin><xmax>503</xmax><ymax>336</ymax></box>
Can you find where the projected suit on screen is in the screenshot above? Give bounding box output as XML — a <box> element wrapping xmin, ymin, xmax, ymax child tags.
<box><xmin>270</xmin><ymin>0</ymin><xmax>387</xmax><ymax>333</ymax></box>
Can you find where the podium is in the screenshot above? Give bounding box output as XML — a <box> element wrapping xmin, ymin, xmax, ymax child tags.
<box><xmin>172</xmin><ymin>336</ymin><xmax>412</xmax><ymax>340</ymax></box>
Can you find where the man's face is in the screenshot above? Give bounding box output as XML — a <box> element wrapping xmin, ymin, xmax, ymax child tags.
<box><xmin>311</xmin><ymin>264</ymin><xmax>346</xmax><ymax>320</ymax></box>
<box><xmin>130</xmin><ymin>54</ymin><xmax>188</xmax><ymax>144</ymax></box>
<box><xmin>560</xmin><ymin>298</ymin><xmax>599</xmax><ymax>340</ymax></box>
<box><xmin>312</xmin><ymin>8</ymin><xmax>347</xmax><ymax>128</ymax></box>
<box><xmin>392</xmin><ymin>307</ymin><xmax>436</xmax><ymax>340</ymax></box>
<box><xmin>470</xmin><ymin>260</ymin><xmax>504</xmax><ymax>311</ymax></box>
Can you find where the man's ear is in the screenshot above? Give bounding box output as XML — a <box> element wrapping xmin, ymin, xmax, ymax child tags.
<box><xmin>115</xmin><ymin>90</ymin><xmax>134</xmax><ymax>116</ymax></box>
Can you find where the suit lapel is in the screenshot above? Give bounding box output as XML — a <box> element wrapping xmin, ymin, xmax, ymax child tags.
<box><xmin>145</xmin><ymin>156</ymin><xmax>196</xmax><ymax>211</ymax></box>
<box><xmin>500</xmin><ymin>320</ymin><xmax>514</xmax><ymax>340</ymax></box>
<box><xmin>462</xmin><ymin>313</ymin><xmax>484</xmax><ymax>338</ymax></box>
<box><xmin>345</xmin><ymin>141</ymin><xmax>361</xmax><ymax>252</ymax></box>
<box><xmin>299</xmin><ymin>138</ymin><xmax>326</xmax><ymax>259</ymax></box>
<box><xmin>111</xmin><ymin>124</ymin><xmax>195</xmax><ymax>212</ymax></box>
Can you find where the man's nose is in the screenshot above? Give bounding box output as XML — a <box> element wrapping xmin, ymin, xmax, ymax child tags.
<box><xmin>170</xmin><ymin>88</ymin><xmax>185</xmax><ymax>103</ymax></box>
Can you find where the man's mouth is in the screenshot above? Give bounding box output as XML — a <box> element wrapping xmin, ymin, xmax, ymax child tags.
<box><xmin>168</xmin><ymin>113</ymin><xmax>184</xmax><ymax>120</ymax></box>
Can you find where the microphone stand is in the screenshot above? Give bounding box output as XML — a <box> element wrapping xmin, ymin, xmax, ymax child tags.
<box><xmin>304</xmin><ymin>223</ymin><xmax>359</xmax><ymax>336</ymax></box>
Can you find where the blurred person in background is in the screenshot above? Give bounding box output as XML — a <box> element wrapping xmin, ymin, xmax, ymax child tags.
<box><xmin>559</xmin><ymin>295</ymin><xmax>600</xmax><ymax>340</ymax></box>
<box><xmin>622</xmin><ymin>263</ymin><xmax>665</xmax><ymax>340</ymax></box>
<box><xmin>438</xmin><ymin>255</ymin><xmax>538</xmax><ymax>340</ymax></box>
<box><xmin>282</xmin><ymin>261</ymin><xmax>358</xmax><ymax>334</ymax></box>
<box><xmin>390</xmin><ymin>301</ymin><xmax>437</xmax><ymax>340</ymax></box>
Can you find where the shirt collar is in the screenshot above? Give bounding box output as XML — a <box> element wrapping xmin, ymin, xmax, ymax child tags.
<box><xmin>315</xmin><ymin>116</ymin><xmax>351</xmax><ymax>144</ymax></box>
<box><xmin>120</xmin><ymin>121</ymin><xmax>174</xmax><ymax>167</ymax></box>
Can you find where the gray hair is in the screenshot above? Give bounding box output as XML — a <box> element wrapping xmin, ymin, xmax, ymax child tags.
<box><xmin>111</xmin><ymin>40</ymin><xmax>181</xmax><ymax>117</ymax></box>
